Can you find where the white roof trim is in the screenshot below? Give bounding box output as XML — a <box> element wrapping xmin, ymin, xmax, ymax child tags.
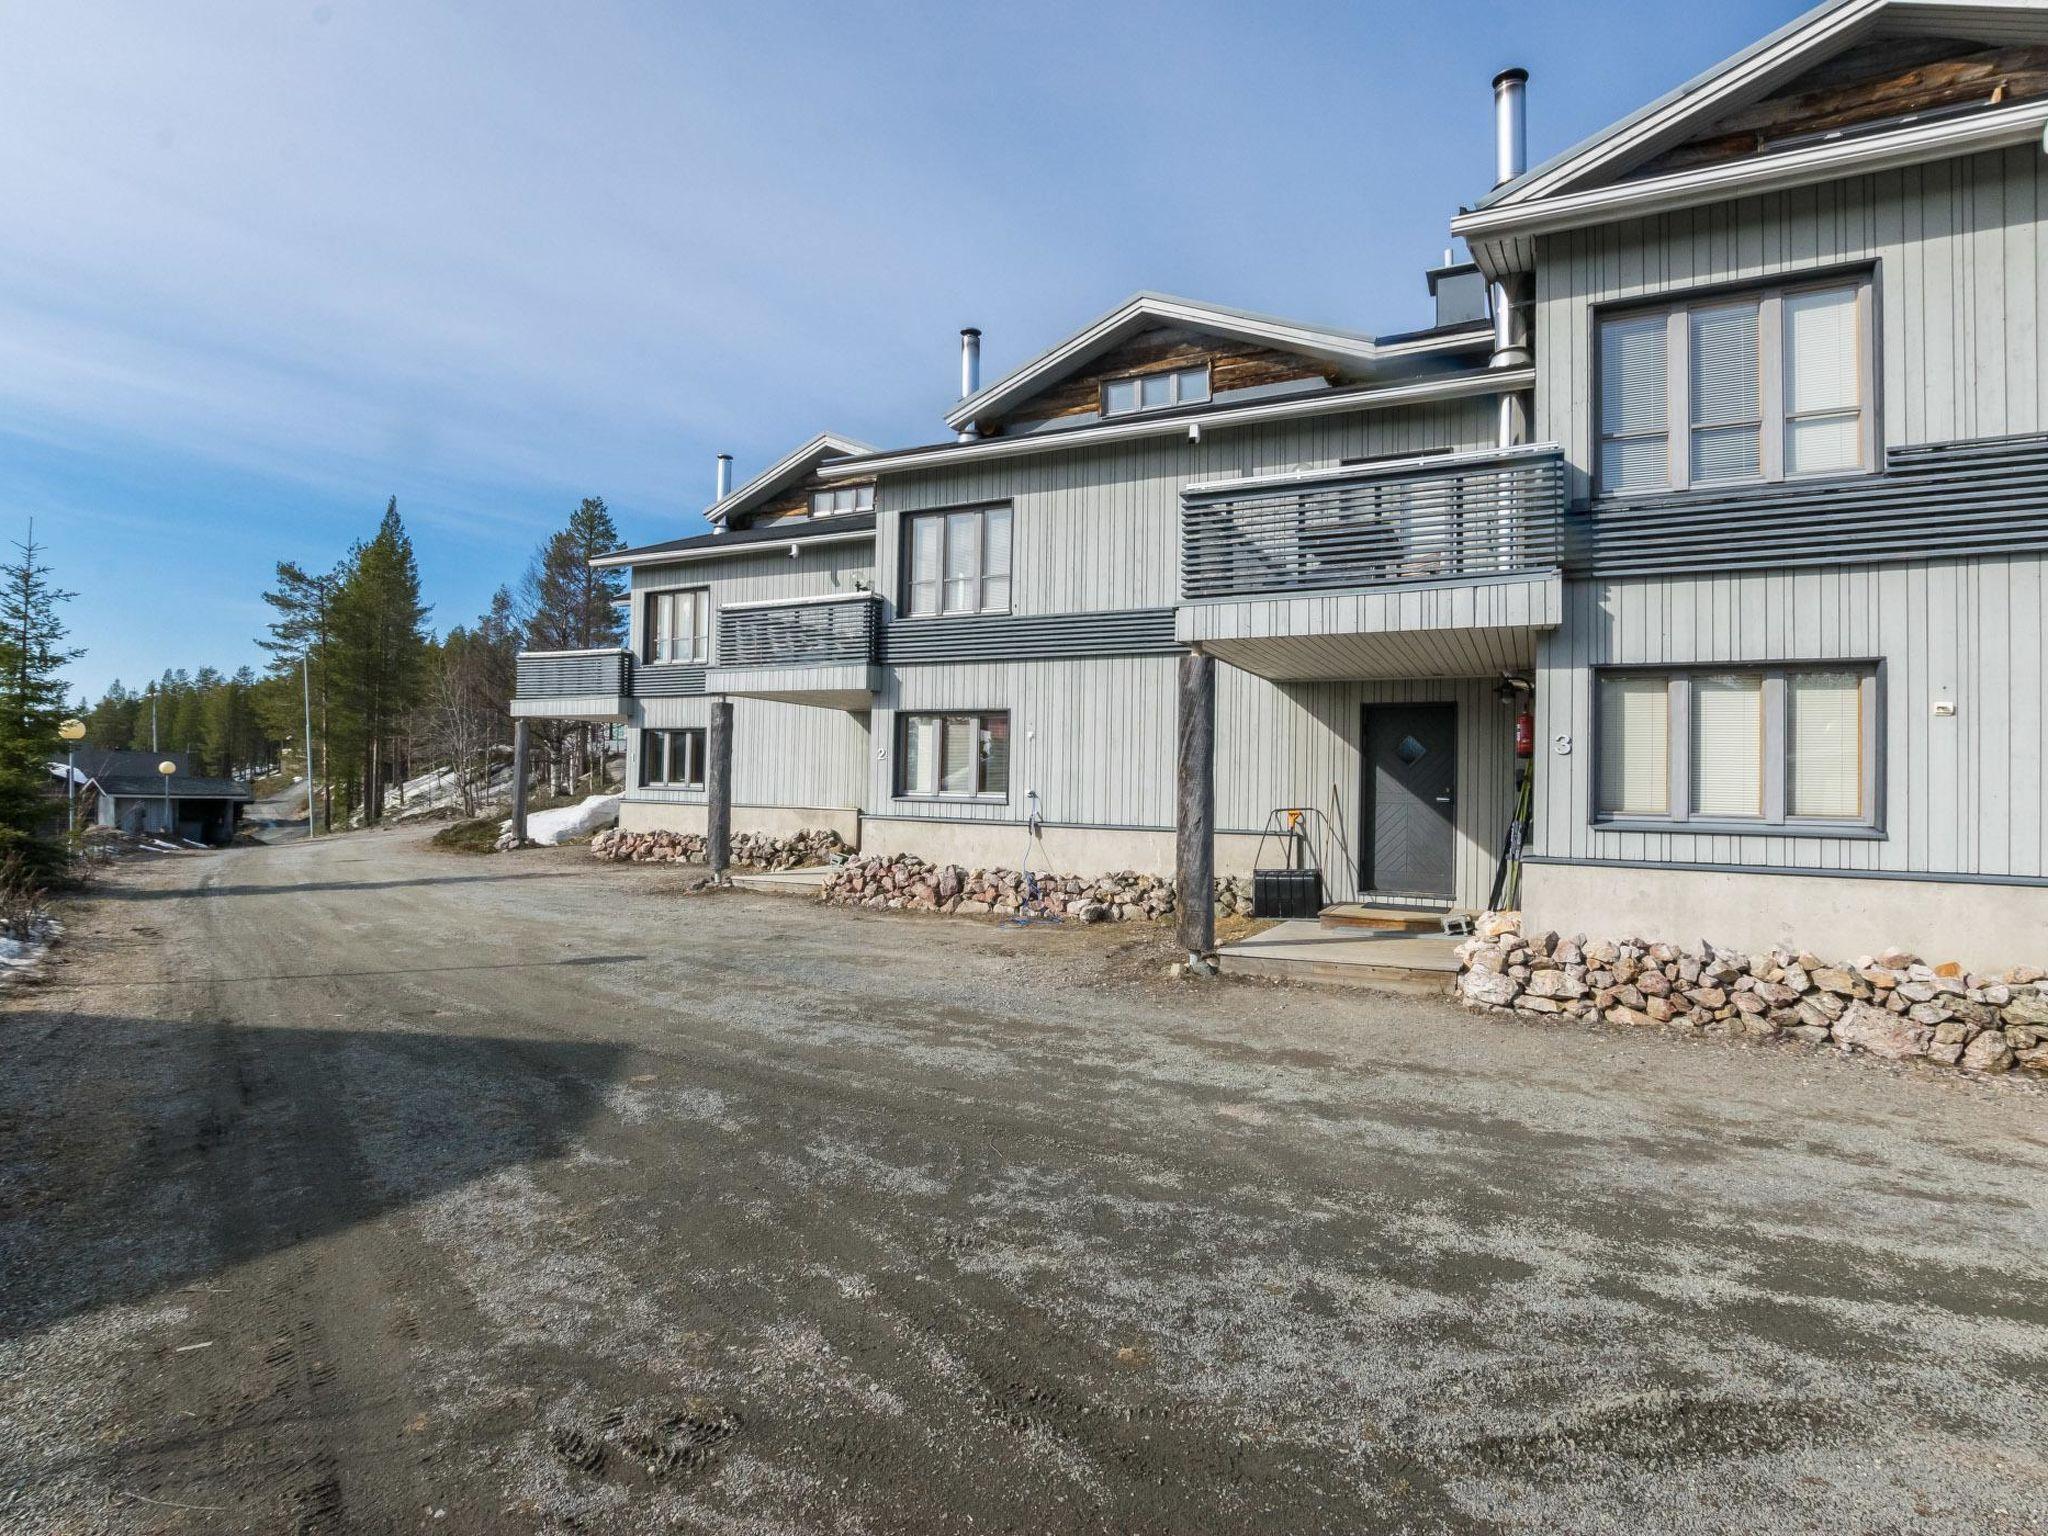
<box><xmin>1184</xmin><ymin>440</ymin><xmax>1564</xmax><ymax>496</ymax></box>
<box><xmin>1455</xmin><ymin>95</ymin><xmax>2048</xmax><ymax>250</ymax></box>
<box><xmin>1476</xmin><ymin>0</ymin><xmax>1887</xmax><ymax>214</ymax></box>
<box><xmin>590</xmin><ymin>527</ymin><xmax>875</xmax><ymax>570</ymax></box>
<box><xmin>943</xmin><ymin>292</ymin><xmax>1396</xmax><ymax>433</ymax></box>
<box><xmin>517</xmin><ymin>647</ymin><xmax>631</xmax><ymax>659</ymax></box>
<box><xmin>1470</xmin><ymin>0</ymin><xmax>2048</xmax><ymax>228</ymax></box>
<box><xmin>822</xmin><ymin>367</ymin><xmax>1536</xmax><ymax>480</ymax></box>
<box><xmin>718</xmin><ymin>591</ymin><xmax>881</xmax><ymax>613</ymax></box>
<box><xmin>705</xmin><ymin>430</ymin><xmax>876</xmax><ymax>528</ymax></box>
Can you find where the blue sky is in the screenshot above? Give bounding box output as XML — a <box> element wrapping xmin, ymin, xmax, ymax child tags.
<box><xmin>2</xmin><ymin>0</ymin><xmax>1795</xmax><ymax>702</ymax></box>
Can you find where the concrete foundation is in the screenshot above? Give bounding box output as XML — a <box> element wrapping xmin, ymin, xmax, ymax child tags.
<box><xmin>1522</xmin><ymin>860</ymin><xmax>2048</xmax><ymax>974</ymax></box>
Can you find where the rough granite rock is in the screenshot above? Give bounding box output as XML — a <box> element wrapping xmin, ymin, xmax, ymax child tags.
<box><xmin>1453</xmin><ymin>910</ymin><xmax>2044</xmax><ymax>1077</ymax></box>
<box><xmin>1832</xmin><ymin>1001</ymin><xmax>1931</xmax><ymax>1061</ymax></box>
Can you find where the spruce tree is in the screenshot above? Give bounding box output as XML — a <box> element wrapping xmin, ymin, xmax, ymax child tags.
<box><xmin>0</xmin><ymin>526</ymin><xmax>82</xmax><ymax>880</ymax></box>
<box><xmin>519</xmin><ymin>497</ymin><xmax>625</xmax><ymax>790</ymax></box>
<box><xmin>330</xmin><ymin>499</ymin><xmax>430</xmax><ymax>822</ymax></box>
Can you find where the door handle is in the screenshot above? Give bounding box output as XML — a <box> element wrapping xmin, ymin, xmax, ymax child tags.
<box><xmin>1435</xmin><ymin>795</ymin><xmax>1453</xmax><ymax>803</ymax></box>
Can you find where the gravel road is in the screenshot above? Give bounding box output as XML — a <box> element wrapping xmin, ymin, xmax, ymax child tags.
<box><xmin>2</xmin><ymin>827</ymin><xmax>2043</xmax><ymax>1534</ymax></box>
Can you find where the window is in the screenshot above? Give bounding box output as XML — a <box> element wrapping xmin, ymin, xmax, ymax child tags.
<box><xmin>896</xmin><ymin>712</ymin><xmax>1009</xmax><ymax>799</ymax></box>
<box><xmin>647</xmin><ymin>588</ymin><xmax>709</xmax><ymax>664</ymax></box>
<box><xmin>1594</xmin><ymin>663</ymin><xmax>1878</xmax><ymax>831</ymax></box>
<box><xmin>1101</xmin><ymin>364</ymin><xmax>1211</xmax><ymax>418</ymax></box>
<box><xmin>641</xmin><ymin>728</ymin><xmax>706</xmax><ymax>789</ymax></box>
<box><xmin>810</xmin><ymin>484</ymin><xmax>874</xmax><ymax>518</ymax></box>
<box><xmin>1596</xmin><ymin>674</ymin><xmax>1669</xmax><ymax>817</ymax></box>
<box><xmin>905</xmin><ymin>505</ymin><xmax>1011</xmax><ymax>617</ymax></box>
<box><xmin>1597</xmin><ymin>277</ymin><xmax>1871</xmax><ymax>495</ymax></box>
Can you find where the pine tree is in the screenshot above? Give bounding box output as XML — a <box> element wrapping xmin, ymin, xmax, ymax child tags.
<box><xmin>262</xmin><ymin>558</ymin><xmax>344</xmax><ymax>828</ymax></box>
<box><xmin>330</xmin><ymin>498</ymin><xmax>430</xmax><ymax>822</ymax></box>
<box><xmin>0</xmin><ymin>526</ymin><xmax>82</xmax><ymax>879</ymax></box>
<box><xmin>519</xmin><ymin>497</ymin><xmax>625</xmax><ymax>791</ymax></box>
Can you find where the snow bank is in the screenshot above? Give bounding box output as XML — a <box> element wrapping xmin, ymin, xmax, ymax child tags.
<box><xmin>505</xmin><ymin>794</ymin><xmax>620</xmax><ymax>847</ymax></box>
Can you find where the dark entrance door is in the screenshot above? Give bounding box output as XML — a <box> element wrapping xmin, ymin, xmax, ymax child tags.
<box><xmin>1362</xmin><ymin>703</ymin><xmax>1457</xmax><ymax>903</ymax></box>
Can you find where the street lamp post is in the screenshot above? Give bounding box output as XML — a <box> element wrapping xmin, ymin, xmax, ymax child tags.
<box><xmin>59</xmin><ymin>718</ymin><xmax>86</xmax><ymax>832</ymax></box>
<box><xmin>157</xmin><ymin>759</ymin><xmax>177</xmax><ymax>840</ymax></box>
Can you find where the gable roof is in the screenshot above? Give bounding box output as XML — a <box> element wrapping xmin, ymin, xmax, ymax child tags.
<box><xmin>942</xmin><ymin>292</ymin><xmax>1483</xmax><ymax>435</ymax></box>
<box><xmin>64</xmin><ymin>748</ymin><xmax>250</xmax><ymax>801</ymax></box>
<box><xmin>706</xmin><ymin>431</ymin><xmax>876</xmax><ymax>529</ymax></box>
<box><xmin>1453</xmin><ymin>0</ymin><xmax>2048</xmax><ymax>267</ymax></box>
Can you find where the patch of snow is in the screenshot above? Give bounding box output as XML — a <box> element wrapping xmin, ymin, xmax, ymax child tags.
<box><xmin>505</xmin><ymin>794</ymin><xmax>620</xmax><ymax>847</ymax></box>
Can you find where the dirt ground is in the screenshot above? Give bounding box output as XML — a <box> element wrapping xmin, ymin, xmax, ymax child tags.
<box><xmin>1</xmin><ymin>827</ymin><xmax>2043</xmax><ymax>1535</ymax></box>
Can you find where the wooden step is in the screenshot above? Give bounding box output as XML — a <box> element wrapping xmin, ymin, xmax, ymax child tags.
<box><xmin>1318</xmin><ymin>904</ymin><xmax>1449</xmax><ymax>934</ymax></box>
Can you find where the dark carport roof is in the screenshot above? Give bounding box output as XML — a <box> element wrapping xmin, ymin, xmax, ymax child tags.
<box><xmin>91</xmin><ymin>772</ymin><xmax>252</xmax><ymax>801</ymax></box>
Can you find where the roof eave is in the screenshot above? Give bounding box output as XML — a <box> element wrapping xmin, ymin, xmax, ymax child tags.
<box><xmin>1453</xmin><ymin>95</ymin><xmax>2048</xmax><ymax>268</ymax></box>
<box><xmin>1472</xmin><ymin>0</ymin><xmax>1885</xmax><ymax>214</ymax></box>
<box><xmin>702</xmin><ymin>431</ymin><xmax>877</xmax><ymax>529</ymax></box>
<box><xmin>941</xmin><ymin>292</ymin><xmax>1390</xmax><ymax>433</ymax></box>
<box><xmin>823</xmin><ymin>366</ymin><xmax>1536</xmax><ymax>480</ymax></box>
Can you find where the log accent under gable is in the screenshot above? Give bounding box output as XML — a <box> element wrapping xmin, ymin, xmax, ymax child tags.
<box><xmin>1635</xmin><ymin>39</ymin><xmax>2048</xmax><ymax>177</ymax></box>
<box><xmin>992</xmin><ymin>326</ymin><xmax>1338</xmax><ymax>431</ymax></box>
<box><xmin>748</xmin><ymin>471</ymin><xmax>878</xmax><ymax>528</ymax></box>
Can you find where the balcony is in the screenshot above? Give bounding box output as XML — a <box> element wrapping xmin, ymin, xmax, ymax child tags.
<box><xmin>510</xmin><ymin>648</ymin><xmax>630</xmax><ymax>721</ymax></box>
<box><xmin>705</xmin><ymin>592</ymin><xmax>882</xmax><ymax>709</ymax></box>
<box><xmin>1175</xmin><ymin>444</ymin><xmax>1566</xmax><ymax>680</ymax></box>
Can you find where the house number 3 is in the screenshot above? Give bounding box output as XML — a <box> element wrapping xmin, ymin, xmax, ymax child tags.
<box><xmin>1553</xmin><ymin>734</ymin><xmax>1573</xmax><ymax>756</ymax></box>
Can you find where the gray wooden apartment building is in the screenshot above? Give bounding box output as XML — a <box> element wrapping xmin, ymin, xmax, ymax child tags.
<box><xmin>513</xmin><ymin>0</ymin><xmax>2048</xmax><ymax>968</ymax></box>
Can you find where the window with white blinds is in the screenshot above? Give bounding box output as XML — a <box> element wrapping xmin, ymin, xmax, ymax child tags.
<box><xmin>1787</xmin><ymin>671</ymin><xmax>1863</xmax><ymax>818</ymax></box>
<box><xmin>1598</xmin><ymin>313</ymin><xmax>1668</xmax><ymax>493</ymax></box>
<box><xmin>1689</xmin><ymin>674</ymin><xmax>1763</xmax><ymax>817</ymax></box>
<box><xmin>1597</xmin><ymin>675</ymin><xmax>1669</xmax><ymax>816</ymax></box>
<box><xmin>1597</xmin><ymin>276</ymin><xmax>1871</xmax><ymax>494</ymax></box>
<box><xmin>1783</xmin><ymin>288</ymin><xmax>1863</xmax><ymax>476</ymax></box>
<box><xmin>896</xmin><ymin>711</ymin><xmax>1010</xmax><ymax>799</ymax></box>
<box><xmin>905</xmin><ymin>505</ymin><xmax>1012</xmax><ymax>617</ymax></box>
<box><xmin>1594</xmin><ymin>664</ymin><xmax>1879</xmax><ymax>831</ymax></box>
<box><xmin>1689</xmin><ymin>304</ymin><xmax>1760</xmax><ymax>484</ymax></box>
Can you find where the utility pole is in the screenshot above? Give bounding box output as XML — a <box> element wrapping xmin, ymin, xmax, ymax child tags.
<box><xmin>301</xmin><ymin>651</ymin><xmax>316</xmax><ymax>840</ymax></box>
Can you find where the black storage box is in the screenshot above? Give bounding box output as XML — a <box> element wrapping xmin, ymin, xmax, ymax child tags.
<box><xmin>1252</xmin><ymin>868</ymin><xmax>1324</xmax><ymax>919</ymax></box>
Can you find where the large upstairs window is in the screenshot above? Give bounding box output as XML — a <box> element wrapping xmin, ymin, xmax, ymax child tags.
<box><xmin>905</xmin><ymin>505</ymin><xmax>1012</xmax><ymax>618</ymax></box>
<box><xmin>646</xmin><ymin>588</ymin><xmax>709</xmax><ymax>664</ymax></box>
<box><xmin>1597</xmin><ymin>277</ymin><xmax>1872</xmax><ymax>496</ymax></box>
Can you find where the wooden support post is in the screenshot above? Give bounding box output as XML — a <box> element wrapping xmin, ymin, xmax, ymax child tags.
<box><xmin>510</xmin><ymin>719</ymin><xmax>530</xmax><ymax>845</ymax></box>
<box><xmin>706</xmin><ymin>698</ymin><xmax>734</xmax><ymax>882</ymax></box>
<box><xmin>1175</xmin><ymin>649</ymin><xmax>1216</xmax><ymax>967</ymax></box>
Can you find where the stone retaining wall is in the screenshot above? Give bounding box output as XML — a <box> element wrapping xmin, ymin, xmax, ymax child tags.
<box><xmin>1456</xmin><ymin>912</ymin><xmax>2048</xmax><ymax>1075</ymax></box>
<box><xmin>590</xmin><ymin>826</ymin><xmax>847</xmax><ymax>871</ymax></box>
<box><xmin>819</xmin><ymin>853</ymin><xmax>1256</xmax><ymax>922</ymax></box>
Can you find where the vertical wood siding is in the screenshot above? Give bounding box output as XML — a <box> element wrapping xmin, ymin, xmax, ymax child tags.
<box><xmin>627</xmin><ymin>543</ymin><xmax>875</xmax><ymax>663</ymax></box>
<box><xmin>1535</xmin><ymin>146</ymin><xmax>2048</xmax><ymax>502</ymax></box>
<box><xmin>626</xmin><ymin>697</ymin><xmax>869</xmax><ymax>810</ymax></box>
<box><xmin>873</xmin><ymin>400</ymin><xmax>1499</xmax><ymax>617</ymax></box>
<box><xmin>1534</xmin><ymin>556</ymin><xmax>2048</xmax><ymax>880</ymax></box>
<box><xmin>868</xmin><ymin>658</ymin><xmax>1516</xmax><ymax>908</ymax></box>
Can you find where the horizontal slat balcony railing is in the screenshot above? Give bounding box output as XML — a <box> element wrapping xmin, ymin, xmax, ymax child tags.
<box><xmin>1566</xmin><ymin>430</ymin><xmax>2048</xmax><ymax>576</ymax></box>
<box><xmin>714</xmin><ymin>595</ymin><xmax>879</xmax><ymax>669</ymax></box>
<box><xmin>1180</xmin><ymin>445</ymin><xmax>1567</xmax><ymax>602</ymax></box>
<box><xmin>515</xmin><ymin>648</ymin><xmax>629</xmax><ymax>698</ymax></box>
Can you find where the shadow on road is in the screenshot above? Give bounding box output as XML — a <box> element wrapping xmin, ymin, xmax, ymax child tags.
<box><xmin>0</xmin><ymin>1009</ymin><xmax>628</xmax><ymax>1343</ymax></box>
<box><xmin>46</xmin><ymin>953</ymin><xmax>647</xmax><ymax>989</ymax></box>
<box><xmin>86</xmin><ymin>870</ymin><xmax>585</xmax><ymax>901</ymax></box>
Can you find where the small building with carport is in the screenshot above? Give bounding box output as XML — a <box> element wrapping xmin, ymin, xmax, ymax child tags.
<box><xmin>66</xmin><ymin>748</ymin><xmax>251</xmax><ymax>844</ymax></box>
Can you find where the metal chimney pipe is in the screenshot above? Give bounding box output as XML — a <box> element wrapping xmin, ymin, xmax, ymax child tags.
<box><xmin>1489</xmin><ymin>68</ymin><xmax>1533</xmax><ymax>447</ymax></box>
<box><xmin>1492</xmin><ymin>67</ymin><xmax>1528</xmax><ymax>188</ymax></box>
<box><xmin>957</xmin><ymin>328</ymin><xmax>982</xmax><ymax>442</ymax></box>
<box><xmin>714</xmin><ymin>453</ymin><xmax>733</xmax><ymax>502</ymax></box>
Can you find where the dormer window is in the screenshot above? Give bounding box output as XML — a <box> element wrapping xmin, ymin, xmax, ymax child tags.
<box><xmin>810</xmin><ymin>484</ymin><xmax>875</xmax><ymax>517</ymax></box>
<box><xmin>1101</xmin><ymin>364</ymin><xmax>1211</xmax><ymax>418</ymax></box>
